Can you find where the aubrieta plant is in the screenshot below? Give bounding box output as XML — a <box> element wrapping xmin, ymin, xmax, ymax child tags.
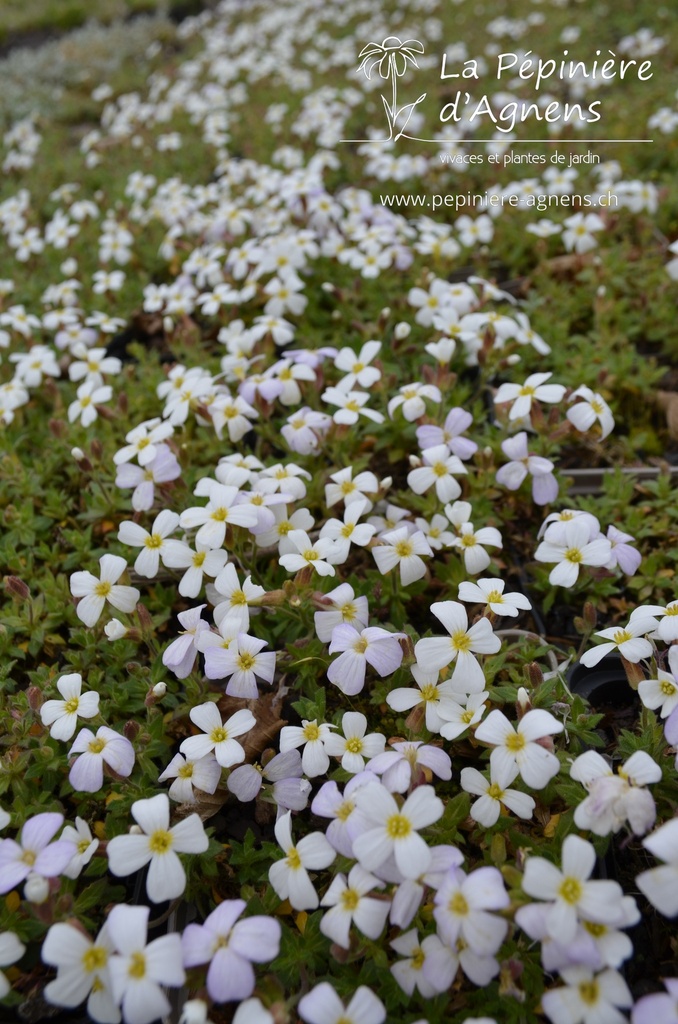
<box><xmin>1</xmin><ymin>0</ymin><xmax>678</xmax><ymax>1022</ymax></box>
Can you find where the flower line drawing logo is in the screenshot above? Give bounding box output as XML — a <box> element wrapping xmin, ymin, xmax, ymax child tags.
<box><xmin>356</xmin><ymin>36</ymin><xmax>427</xmax><ymax>141</ymax></box>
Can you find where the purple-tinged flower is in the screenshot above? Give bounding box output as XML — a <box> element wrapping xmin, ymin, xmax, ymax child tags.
<box><xmin>68</xmin><ymin>726</ymin><xmax>135</xmax><ymax>792</ymax></box>
<box><xmin>310</xmin><ymin>773</ymin><xmax>378</xmax><ymax>857</ymax></box>
<box><xmin>416</xmin><ymin>407</ymin><xmax>477</xmax><ymax>460</ymax></box>
<box><xmin>108</xmin><ymin>904</ymin><xmax>185</xmax><ymax>1024</ymax></box>
<box><xmin>182</xmin><ymin>900</ymin><xmax>281</xmax><ymax>1003</ymax></box>
<box><xmin>0</xmin><ymin>813</ymin><xmax>76</xmax><ymax>894</ymax></box>
<box><xmin>162</xmin><ymin>605</ymin><xmax>209</xmax><ymax>679</ymax></box>
<box><xmin>227</xmin><ymin>749</ymin><xmax>311</xmax><ymax>811</ymax></box>
<box><xmin>366</xmin><ymin>740</ymin><xmax>452</xmax><ymax>793</ymax></box>
<box><xmin>632</xmin><ymin>979</ymin><xmax>678</xmax><ymax>1024</ymax></box>
<box><xmin>298</xmin><ymin>981</ymin><xmax>385</xmax><ymax>1024</ymax></box>
<box><xmin>115</xmin><ymin>443</ymin><xmax>181</xmax><ymax>512</ymax></box>
<box><xmin>605</xmin><ymin>526</ymin><xmax>641</xmax><ymax>575</ymax></box>
<box><xmin>495</xmin><ymin>432</ymin><xmax>558</xmax><ymax>505</ymax></box>
<box><xmin>327</xmin><ymin>625</ymin><xmax>404</xmax><ymax>696</ymax></box>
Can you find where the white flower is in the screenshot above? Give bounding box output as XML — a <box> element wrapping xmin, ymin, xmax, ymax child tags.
<box><xmin>522</xmin><ymin>834</ymin><xmax>630</xmax><ymax>943</ymax></box>
<box><xmin>562</xmin><ymin>212</ymin><xmax>606</xmax><ymax>253</ymax></box>
<box><xmin>388</xmin><ymin>382</ymin><xmax>441</xmax><ymax>421</ymax></box>
<box><xmin>535</xmin><ymin>519</ymin><xmax>612</xmax><ymax>587</ymax></box>
<box><xmin>107</xmin><ymin>793</ymin><xmax>208</xmax><ymax>903</ymax></box>
<box><xmin>280</xmin><ymin>720</ymin><xmax>335</xmax><ymax>778</ymax></box>
<box><xmin>352</xmin><ymin>783</ymin><xmax>443</xmax><ymax>879</ymax></box>
<box><xmin>179</xmin><ymin>485</ymin><xmax>258</xmax><ymax>548</ymax></box>
<box><xmin>180</xmin><ymin>704</ymin><xmax>255</xmax><ymax>768</ymax></box>
<box><xmin>334</xmin><ymin>340</ymin><xmax>382</xmax><ymax>391</ymax></box>
<box><xmin>322</xmin><ymin>387</ymin><xmax>385</xmax><ymax>425</ymax></box>
<box><xmin>68</xmin><ymin>381</ymin><xmax>112</xmax><ymax>426</ymax></box>
<box><xmin>390</xmin><ymin>929</ymin><xmax>455</xmax><ymax>997</ymax></box>
<box><xmin>386</xmin><ymin>665</ymin><xmax>462</xmax><ymax>733</ymax></box>
<box><xmin>580</xmin><ymin>619</ymin><xmax>653</xmax><ymax>667</ymax></box>
<box><xmin>327</xmin><ymin>624</ymin><xmax>404</xmax><ymax>696</ymax></box>
<box><xmin>108</xmin><ymin>904</ymin><xmax>185</xmax><ymax>1024</ymax></box>
<box><xmin>433</xmin><ymin>864</ymin><xmax>509</xmax><ymax>955</ymax></box>
<box><xmin>476</xmin><ymin>707</ymin><xmax>563</xmax><ymax>788</ymax></box>
<box><xmin>42</xmin><ymin>921</ymin><xmax>118</xmax><ymax>1023</ymax></box>
<box><xmin>278</xmin><ymin>530</ymin><xmax>336</xmax><ymax>577</ymax></box>
<box><xmin>494</xmin><ymin>372</ymin><xmax>566</xmax><ymax>421</ymax></box>
<box><xmin>61</xmin><ymin>817</ymin><xmax>99</xmax><ymax>879</ymax></box>
<box><xmin>117</xmin><ymin>510</ymin><xmax>183</xmax><ymax>578</ymax></box>
<box><xmin>407</xmin><ymin>445</ymin><xmax>467</xmax><ymax>503</ymax></box>
<box><xmin>325</xmin><ymin>467</ymin><xmax>379</xmax><ymax>509</ymax></box>
<box><xmin>570</xmin><ymin>750</ymin><xmax>660</xmax><ymax>836</ymax></box>
<box><xmin>414</xmin><ymin>600</ymin><xmax>500</xmax><ymax>691</ymax></box>
<box><xmin>372</xmin><ymin>527</ymin><xmax>432</xmax><ymax>585</ymax></box>
<box><xmin>638</xmin><ymin>646</ymin><xmax>678</xmax><ymax>717</ymax></box>
<box><xmin>542</xmin><ymin>967</ymin><xmax>632</xmax><ymax>1024</ymax></box>
<box><xmin>69</xmin><ymin>726</ymin><xmax>135</xmax><ymax>793</ymax></box>
<box><xmin>268</xmin><ymin>811</ymin><xmax>335</xmax><ymax>910</ymax></box>
<box><xmin>211</xmin><ymin>562</ymin><xmax>266</xmax><ymax>632</ymax></box>
<box><xmin>461</xmin><ymin>763</ymin><xmax>535</xmax><ymax>827</ymax></box>
<box><xmin>636</xmin><ymin>818</ymin><xmax>678</xmax><ymax>916</ymax></box>
<box><xmin>320</xmin><ymin>865</ymin><xmax>389</xmax><ymax>948</ymax></box>
<box><xmin>298</xmin><ymin>982</ymin><xmax>385</xmax><ymax>1024</ymax></box>
<box><xmin>0</xmin><ymin>931</ymin><xmax>26</xmax><ymax>1000</ymax></box>
<box><xmin>158</xmin><ymin>752</ymin><xmax>221</xmax><ymax>804</ymax></box>
<box><xmin>567</xmin><ymin>385</ymin><xmax>615</xmax><ymax>440</ymax></box>
<box><xmin>70</xmin><ymin>554</ymin><xmax>140</xmax><ymax>627</ymax></box>
<box><xmin>40</xmin><ymin>672</ymin><xmax>99</xmax><ymax>741</ymax></box>
<box><xmin>322</xmin><ymin>712</ymin><xmax>385</xmax><ymax>773</ymax></box>
<box><xmin>458</xmin><ymin>578</ymin><xmax>531</xmax><ymax>617</ymax></box>
<box><xmin>319</xmin><ymin>498</ymin><xmax>376</xmax><ymax>564</ymax></box>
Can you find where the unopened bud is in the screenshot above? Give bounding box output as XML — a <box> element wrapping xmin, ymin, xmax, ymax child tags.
<box><xmin>163</xmin><ymin>315</ymin><xmax>174</xmax><ymax>334</ymax></box>
<box><xmin>321</xmin><ymin>282</ymin><xmax>336</xmax><ymax>294</ymax></box>
<box><xmin>506</xmin><ymin>354</ymin><xmax>521</xmax><ymax>366</ymax></box>
<box><xmin>394</xmin><ymin>322</ymin><xmax>411</xmax><ymax>340</ymax></box>
<box><xmin>135</xmin><ymin>603</ymin><xmax>153</xmax><ymax>630</ymax></box>
<box><xmin>152</xmin><ymin>681</ymin><xmax>167</xmax><ymax>697</ymax></box>
<box><xmin>27</xmin><ymin>686</ymin><xmax>43</xmax><ymax>712</ymax></box>
<box><xmin>118</xmin><ymin>391</ymin><xmax>128</xmax><ymax>415</ymax></box>
<box><xmin>583</xmin><ymin>601</ymin><xmax>597</xmax><ymax>629</ymax></box>
<box><xmin>48</xmin><ymin>418</ymin><xmax>66</xmax><ymax>437</ymax></box>
<box><xmin>25</xmin><ymin>873</ymin><xmax>50</xmax><ymax>904</ymax></box>
<box><xmin>104</xmin><ymin>619</ymin><xmax>128</xmax><ymax>641</ymax></box>
<box><xmin>622</xmin><ymin>656</ymin><xmax>645</xmax><ymax>691</ymax></box>
<box><xmin>129</xmin><ymin>825</ymin><xmax>143</xmax><ymax>835</ymax></box>
<box><xmin>179</xmin><ymin>1000</ymin><xmax>211</xmax><ymax>1024</ymax></box>
<box><xmin>516</xmin><ymin>686</ymin><xmax>532</xmax><ymax>715</ymax></box>
<box><xmin>380</xmin><ymin>476</ymin><xmax>393</xmax><ymax>491</ymax></box>
<box><xmin>123</xmin><ymin>720</ymin><xmax>141</xmax><ymax>742</ymax></box>
<box><xmin>398</xmin><ymin>634</ymin><xmax>415</xmax><ymax>663</ymax></box>
<box><xmin>5</xmin><ymin>575</ymin><xmax>30</xmax><ymax>601</ymax></box>
<box><xmin>525</xmin><ymin>662</ymin><xmax>543</xmax><ymax>691</ymax></box>
<box><xmin>90</xmin><ymin>439</ymin><xmax>103</xmax><ymax>460</ymax></box>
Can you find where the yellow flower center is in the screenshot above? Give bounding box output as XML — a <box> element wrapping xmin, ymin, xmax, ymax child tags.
<box><xmin>128</xmin><ymin>952</ymin><xmax>146</xmax><ymax>979</ymax></box>
<box><xmin>579</xmin><ymin>980</ymin><xmax>599</xmax><ymax>1006</ymax></box>
<box><xmin>564</xmin><ymin>547</ymin><xmax>582</xmax><ymax>563</ymax></box>
<box><xmin>210</xmin><ymin>726</ymin><xmax>228</xmax><ymax>743</ymax></box>
<box><xmin>433</xmin><ymin>462</ymin><xmax>447</xmax><ymax>477</ymax></box>
<box><xmin>303</xmin><ymin>549</ymin><xmax>319</xmax><ymax>561</ymax></box>
<box><xmin>518</xmin><ymin>385</ymin><xmax>535</xmax><ymax>396</ymax></box>
<box><xmin>137</xmin><ymin>438</ymin><xmax>150</xmax><ymax>449</ymax></box>
<box><xmin>145</xmin><ymin>533</ymin><xmax>163</xmax><ymax>549</ymax></box>
<box><xmin>395</xmin><ymin>539</ymin><xmax>413</xmax><ymax>558</ymax></box>
<box><xmin>193</xmin><ymin>551</ymin><xmax>206</xmax><ymax>567</ymax></box>
<box><xmin>411</xmin><ymin>946</ymin><xmax>425</xmax><ymax>969</ymax></box>
<box><xmin>22</xmin><ymin>850</ymin><xmax>36</xmax><ymax>866</ymax></box>
<box><xmin>148</xmin><ymin>829</ymin><xmax>173</xmax><ymax>854</ymax></box>
<box><xmin>340</xmin><ymin>480</ymin><xmax>356</xmax><ymax>495</ymax></box>
<box><xmin>303</xmin><ymin>722</ymin><xmax>320</xmax><ymax>742</ymax></box>
<box><xmin>448</xmin><ymin>891</ymin><xmax>469</xmax><ymax>916</ymax></box>
<box><xmin>286</xmin><ymin>847</ymin><xmax>302</xmax><ymax>870</ymax></box>
<box><xmin>661</xmin><ymin>679</ymin><xmax>677</xmax><ymax>696</ymax></box>
<box><xmin>78</xmin><ymin>837</ymin><xmax>91</xmax><ymax>854</ymax></box>
<box><xmin>460</xmin><ymin>709</ymin><xmax>475</xmax><ymax>724</ymax></box>
<box><xmin>346</xmin><ymin>400</ymin><xmax>360</xmax><ymax>413</ymax></box>
<box><xmin>559</xmin><ymin>877</ymin><xmax>582</xmax><ymax>905</ymax></box>
<box><xmin>238</xmin><ymin>652</ymin><xmax>255</xmax><ymax>671</ymax></box>
<box><xmin>666</xmin><ymin>604</ymin><xmax>678</xmax><ymax>616</ymax></box>
<box><xmin>64</xmin><ymin>697</ymin><xmax>80</xmax><ymax>714</ymax></box>
<box><xmin>461</xmin><ymin>533</ymin><xmax>477</xmax><ymax>547</ymax></box>
<box><xmin>94</xmin><ymin>581</ymin><xmax>112</xmax><ymax>598</ymax></box>
<box><xmin>486</xmin><ymin>590</ymin><xmax>503</xmax><ymax>603</ymax></box>
<box><xmin>341</xmin><ymin>888</ymin><xmax>360</xmax><ymax>911</ymax></box>
<box><xmin>336</xmin><ymin>800</ymin><xmax>354</xmax><ymax>821</ymax></box>
<box><xmin>82</xmin><ymin>946</ymin><xmax>108</xmax><ymax>972</ymax></box>
<box><xmin>340</xmin><ymin>523</ymin><xmax>354</xmax><ymax>538</ymax></box>
<box><xmin>582</xmin><ymin>921</ymin><xmax>606</xmax><ymax>937</ymax></box>
<box><xmin>345</xmin><ymin>737</ymin><xmax>363</xmax><ymax>754</ymax></box>
<box><xmin>505</xmin><ymin>731</ymin><xmax>526</xmax><ymax>753</ymax></box>
<box><xmin>613</xmin><ymin>629</ymin><xmax>632</xmax><ymax>644</ymax></box>
<box><xmin>278</xmin><ymin>520</ymin><xmax>291</xmax><ymax>535</ymax></box>
<box><xmin>590</xmin><ymin>399</ymin><xmax>603</xmax><ymax>414</ymax></box>
<box><xmin>487</xmin><ymin>783</ymin><xmax>505</xmax><ymax>800</ymax></box>
<box><xmin>353</xmin><ymin>637</ymin><xmax>368</xmax><ymax>654</ymax></box>
<box><xmin>385</xmin><ymin>813</ymin><xmax>411</xmax><ymax>839</ymax></box>
<box><xmin>178</xmin><ymin>763</ymin><xmax>194</xmax><ymax>778</ymax></box>
<box><xmin>420</xmin><ymin>683</ymin><xmax>438</xmax><ymax>702</ymax></box>
<box><xmin>211</xmin><ymin>507</ymin><xmax>229</xmax><ymax>522</ymax></box>
<box><xmin>451</xmin><ymin>630</ymin><xmax>471</xmax><ymax>653</ymax></box>
<box><xmin>88</xmin><ymin>737</ymin><xmax>106</xmax><ymax>754</ymax></box>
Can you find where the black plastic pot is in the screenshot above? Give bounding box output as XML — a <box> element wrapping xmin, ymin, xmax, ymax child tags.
<box><xmin>567</xmin><ymin>652</ymin><xmax>633</xmax><ymax>707</ymax></box>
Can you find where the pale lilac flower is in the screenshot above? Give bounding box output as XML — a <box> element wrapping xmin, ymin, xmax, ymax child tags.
<box><xmin>42</xmin><ymin>921</ymin><xmax>118</xmax><ymax>1023</ymax></box>
<box><xmin>180</xmin><ymin>704</ymin><xmax>255</xmax><ymax>768</ymax></box>
<box><xmin>69</xmin><ymin>726</ymin><xmax>135</xmax><ymax>792</ymax></box>
<box><xmin>70</xmin><ymin>554</ymin><xmax>140</xmax><ymax>627</ymax></box>
<box><xmin>40</xmin><ymin>672</ymin><xmax>99</xmax><ymax>741</ymax></box>
<box><xmin>522</xmin><ymin>834</ymin><xmax>630</xmax><ymax>943</ymax></box>
<box><xmin>605</xmin><ymin>526</ymin><xmax>641</xmax><ymax>575</ymax></box>
<box><xmin>433</xmin><ymin>865</ymin><xmax>509</xmax><ymax>954</ymax></box>
<box><xmin>281</xmin><ymin>406</ymin><xmax>331</xmax><ymax>454</ymax></box>
<box><xmin>327</xmin><ymin>625</ymin><xmax>404</xmax><ymax>696</ymax></box>
<box><xmin>268</xmin><ymin>811</ymin><xmax>335</xmax><ymax>910</ymax></box>
<box><xmin>108</xmin><ymin>904</ymin><xmax>185</xmax><ymax>1024</ymax></box>
<box><xmin>107</xmin><ymin>793</ymin><xmax>208</xmax><ymax>903</ymax></box>
<box><xmin>162</xmin><ymin>605</ymin><xmax>209</xmax><ymax>679</ymax></box>
<box><xmin>570</xmin><ymin>750</ymin><xmax>660</xmax><ymax>836</ymax></box>
<box><xmin>495</xmin><ymin>432</ymin><xmax>558</xmax><ymax>505</ymax></box>
<box><xmin>366</xmin><ymin>741</ymin><xmax>452</xmax><ymax>793</ymax></box>
<box><xmin>416</xmin><ymin>408</ymin><xmax>477</xmax><ymax>460</ymax></box>
<box><xmin>206</xmin><ymin>632</ymin><xmax>276</xmax><ymax>699</ymax></box>
<box><xmin>320</xmin><ymin>865</ymin><xmax>389</xmax><ymax>948</ymax></box>
<box><xmin>311</xmin><ymin>774</ymin><xmax>378</xmax><ymax>857</ymax></box>
<box><xmin>494</xmin><ymin>372</ymin><xmax>566</xmax><ymax>421</ymax></box>
<box><xmin>632</xmin><ymin>979</ymin><xmax>678</xmax><ymax>1024</ymax></box>
<box><xmin>298</xmin><ymin>982</ymin><xmax>385</xmax><ymax>1024</ymax></box>
<box><xmin>181</xmin><ymin>900</ymin><xmax>281</xmax><ymax>1003</ymax></box>
<box><xmin>475</xmin><ymin>708</ymin><xmax>563</xmax><ymax>789</ymax></box>
<box><xmin>542</xmin><ymin>967</ymin><xmax>632</xmax><ymax>1024</ymax></box>
<box><xmin>227</xmin><ymin>749</ymin><xmax>311</xmax><ymax>811</ymax></box>
<box><xmin>115</xmin><ymin>444</ymin><xmax>181</xmax><ymax>512</ymax></box>
<box><xmin>0</xmin><ymin>813</ymin><xmax>76</xmax><ymax>894</ymax></box>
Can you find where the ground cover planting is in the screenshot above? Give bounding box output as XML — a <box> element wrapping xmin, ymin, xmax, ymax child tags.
<box><xmin>1</xmin><ymin>0</ymin><xmax>678</xmax><ymax>1022</ymax></box>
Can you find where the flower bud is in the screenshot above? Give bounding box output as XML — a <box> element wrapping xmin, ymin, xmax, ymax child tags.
<box><xmin>180</xmin><ymin>1000</ymin><xmax>212</xmax><ymax>1024</ymax></box>
<box><xmin>516</xmin><ymin>686</ymin><xmax>532</xmax><ymax>716</ymax></box>
<box><xmin>152</xmin><ymin>682</ymin><xmax>167</xmax><ymax>697</ymax></box>
<box><xmin>5</xmin><ymin>575</ymin><xmax>30</xmax><ymax>601</ymax></box>
<box><xmin>104</xmin><ymin>619</ymin><xmax>128</xmax><ymax>641</ymax></box>
<box><xmin>25</xmin><ymin>873</ymin><xmax>50</xmax><ymax>904</ymax></box>
<box><xmin>506</xmin><ymin>354</ymin><xmax>521</xmax><ymax>365</ymax></box>
<box><xmin>525</xmin><ymin>662</ymin><xmax>543</xmax><ymax>691</ymax></box>
<box><xmin>394</xmin><ymin>322</ymin><xmax>411</xmax><ymax>340</ymax></box>
<box><xmin>123</xmin><ymin>720</ymin><xmax>141</xmax><ymax>742</ymax></box>
<box><xmin>48</xmin><ymin>418</ymin><xmax>66</xmax><ymax>438</ymax></box>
